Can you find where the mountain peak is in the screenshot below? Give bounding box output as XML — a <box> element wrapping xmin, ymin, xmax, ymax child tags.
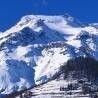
<box><xmin>0</xmin><ymin>14</ymin><xmax>98</xmax><ymax>95</ymax></box>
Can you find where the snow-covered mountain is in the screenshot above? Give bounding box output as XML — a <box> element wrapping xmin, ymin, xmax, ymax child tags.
<box><xmin>0</xmin><ymin>14</ymin><xmax>98</xmax><ymax>95</ymax></box>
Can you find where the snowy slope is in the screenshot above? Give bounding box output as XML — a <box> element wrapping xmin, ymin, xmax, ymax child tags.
<box><xmin>0</xmin><ymin>14</ymin><xmax>98</xmax><ymax>95</ymax></box>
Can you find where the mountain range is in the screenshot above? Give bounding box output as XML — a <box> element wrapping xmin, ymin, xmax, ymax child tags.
<box><xmin>0</xmin><ymin>14</ymin><xmax>98</xmax><ymax>96</ymax></box>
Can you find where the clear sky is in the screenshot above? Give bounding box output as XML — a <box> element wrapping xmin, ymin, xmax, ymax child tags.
<box><xmin>0</xmin><ymin>0</ymin><xmax>98</xmax><ymax>31</ymax></box>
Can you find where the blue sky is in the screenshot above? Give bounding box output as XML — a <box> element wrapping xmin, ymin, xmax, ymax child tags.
<box><xmin>0</xmin><ymin>0</ymin><xmax>98</xmax><ymax>31</ymax></box>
